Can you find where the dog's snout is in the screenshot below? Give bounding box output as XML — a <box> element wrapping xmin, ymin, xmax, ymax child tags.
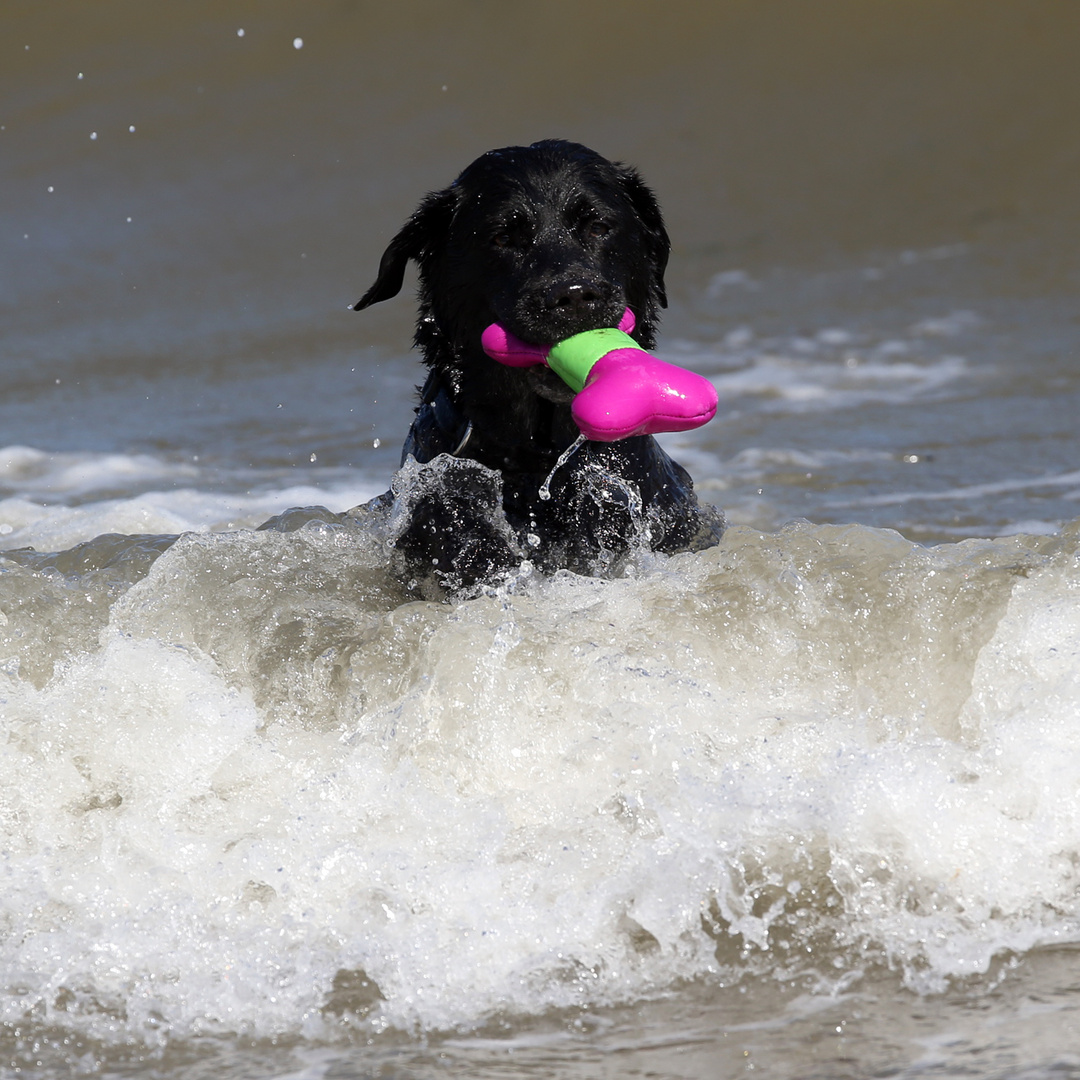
<box><xmin>545</xmin><ymin>279</ymin><xmax>607</xmax><ymax>314</ymax></box>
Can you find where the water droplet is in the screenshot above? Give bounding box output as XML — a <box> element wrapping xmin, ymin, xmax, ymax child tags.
<box><xmin>90</xmin><ymin>132</ymin><xmax>97</xmax><ymax>140</ymax></box>
<box><xmin>293</xmin><ymin>37</ymin><xmax>303</xmax><ymax>49</ymax></box>
<box><xmin>372</xmin><ymin>438</ymin><xmax>381</xmax><ymax>449</ymax></box>
<box><xmin>309</xmin><ymin>453</ymin><xmax>317</xmax><ymax>463</ymax></box>
<box><xmin>237</xmin><ymin>28</ymin><xmax>245</xmax><ymax>37</ymax></box>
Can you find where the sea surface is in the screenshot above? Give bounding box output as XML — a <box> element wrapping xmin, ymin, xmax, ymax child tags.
<box><xmin>3</xmin><ymin>3</ymin><xmax>1080</xmax><ymax>1077</ymax></box>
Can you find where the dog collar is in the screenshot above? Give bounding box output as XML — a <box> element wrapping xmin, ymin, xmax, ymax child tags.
<box><xmin>401</xmin><ymin>371</ymin><xmax>473</xmax><ymax>465</ymax></box>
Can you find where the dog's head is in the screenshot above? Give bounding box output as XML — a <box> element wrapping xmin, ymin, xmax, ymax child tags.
<box><xmin>354</xmin><ymin>140</ymin><xmax>670</xmax><ymax>367</ymax></box>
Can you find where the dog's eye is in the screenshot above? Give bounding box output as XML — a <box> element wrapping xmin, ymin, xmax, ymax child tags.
<box><xmin>584</xmin><ymin>219</ymin><xmax>611</xmax><ymax>240</ymax></box>
<box><xmin>490</xmin><ymin>229</ymin><xmax>513</xmax><ymax>249</ymax></box>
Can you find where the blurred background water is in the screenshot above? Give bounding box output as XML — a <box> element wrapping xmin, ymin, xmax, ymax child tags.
<box><xmin>3</xmin><ymin>3</ymin><xmax>1080</xmax><ymax>1077</ymax></box>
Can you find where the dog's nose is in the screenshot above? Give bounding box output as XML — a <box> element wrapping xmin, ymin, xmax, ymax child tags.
<box><xmin>545</xmin><ymin>280</ymin><xmax>605</xmax><ymax>314</ymax></box>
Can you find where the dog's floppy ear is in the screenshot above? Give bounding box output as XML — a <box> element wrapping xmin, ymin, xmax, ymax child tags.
<box><xmin>353</xmin><ymin>187</ymin><xmax>458</xmax><ymax>311</ymax></box>
<box><xmin>617</xmin><ymin>166</ymin><xmax>670</xmax><ymax>309</ymax></box>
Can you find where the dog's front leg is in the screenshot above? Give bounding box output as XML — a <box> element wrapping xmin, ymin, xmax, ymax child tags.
<box><xmin>388</xmin><ymin>455</ymin><xmax>523</xmax><ymax>597</ymax></box>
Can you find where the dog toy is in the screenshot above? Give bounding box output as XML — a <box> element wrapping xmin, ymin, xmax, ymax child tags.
<box><xmin>481</xmin><ymin>309</ymin><xmax>718</xmax><ymax>442</ymax></box>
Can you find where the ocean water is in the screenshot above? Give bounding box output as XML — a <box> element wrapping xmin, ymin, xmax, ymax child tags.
<box><xmin>4</xmin><ymin>3</ymin><xmax>1080</xmax><ymax>1077</ymax></box>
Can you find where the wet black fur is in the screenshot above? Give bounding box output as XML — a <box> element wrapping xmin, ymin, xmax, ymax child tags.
<box><xmin>354</xmin><ymin>139</ymin><xmax>721</xmax><ymax>591</ymax></box>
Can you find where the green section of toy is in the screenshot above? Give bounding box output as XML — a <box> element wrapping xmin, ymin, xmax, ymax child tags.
<box><xmin>545</xmin><ymin>327</ymin><xmax>639</xmax><ymax>392</ymax></box>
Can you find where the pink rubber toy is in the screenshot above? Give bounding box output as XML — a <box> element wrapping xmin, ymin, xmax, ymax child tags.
<box><xmin>480</xmin><ymin>309</ymin><xmax>718</xmax><ymax>442</ymax></box>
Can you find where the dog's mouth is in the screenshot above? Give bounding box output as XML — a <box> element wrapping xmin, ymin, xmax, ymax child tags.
<box><xmin>500</xmin><ymin>282</ymin><xmax>627</xmax><ymax>349</ymax></box>
<box><xmin>501</xmin><ymin>311</ymin><xmax>627</xmax><ymax>351</ymax></box>
<box><xmin>495</xmin><ymin>303</ymin><xmax>635</xmax><ymax>347</ymax></box>
<box><xmin>484</xmin><ymin>304</ymin><xmax>636</xmax><ymax>406</ymax></box>
<box><xmin>525</xmin><ymin>365</ymin><xmax>577</xmax><ymax>404</ymax></box>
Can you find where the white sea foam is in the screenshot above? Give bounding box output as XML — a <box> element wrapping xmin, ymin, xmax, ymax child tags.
<box><xmin>0</xmin><ymin>484</ymin><xmax>379</xmax><ymax>552</ymax></box>
<box><xmin>829</xmin><ymin>468</ymin><xmax>1080</xmax><ymax>509</ymax></box>
<box><xmin>3</xmin><ymin>517</ymin><xmax>1080</xmax><ymax>1045</ymax></box>
<box><xmin>651</xmin><ymin>441</ymin><xmax>894</xmax><ymax>507</ymax></box>
<box><xmin>0</xmin><ymin>445</ymin><xmax>200</xmax><ymax>499</ymax></box>
<box><xmin>0</xmin><ymin>445</ymin><xmax>382</xmax><ymax>550</ymax></box>
<box><xmin>910</xmin><ymin>309</ymin><xmax>981</xmax><ymax>336</ymax></box>
<box><xmin>708</xmin><ymin>354</ymin><xmax>969</xmax><ymax>411</ymax></box>
<box><xmin>660</xmin><ymin>317</ymin><xmax>975</xmax><ymax>422</ymax></box>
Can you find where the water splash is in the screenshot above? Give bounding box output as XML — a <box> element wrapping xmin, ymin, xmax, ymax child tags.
<box><xmin>3</xmin><ymin>513</ymin><xmax>1080</xmax><ymax>1049</ymax></box>
<box><xmin>539</xmin><ymin>434</ymin><xmax>587</xmax><ymax>501</ymax></box>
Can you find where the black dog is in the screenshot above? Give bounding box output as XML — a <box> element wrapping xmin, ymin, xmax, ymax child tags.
<box><xmin>354</xmin><ymin>139</ymin><xmax>722</xmax><ymax>593</ymax></box>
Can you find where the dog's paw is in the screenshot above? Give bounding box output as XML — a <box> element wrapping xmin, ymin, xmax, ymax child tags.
<box><xmin>388</xmin><ymin>455</ymin><xmax>524</xmax><ymax>597</ymax></box>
